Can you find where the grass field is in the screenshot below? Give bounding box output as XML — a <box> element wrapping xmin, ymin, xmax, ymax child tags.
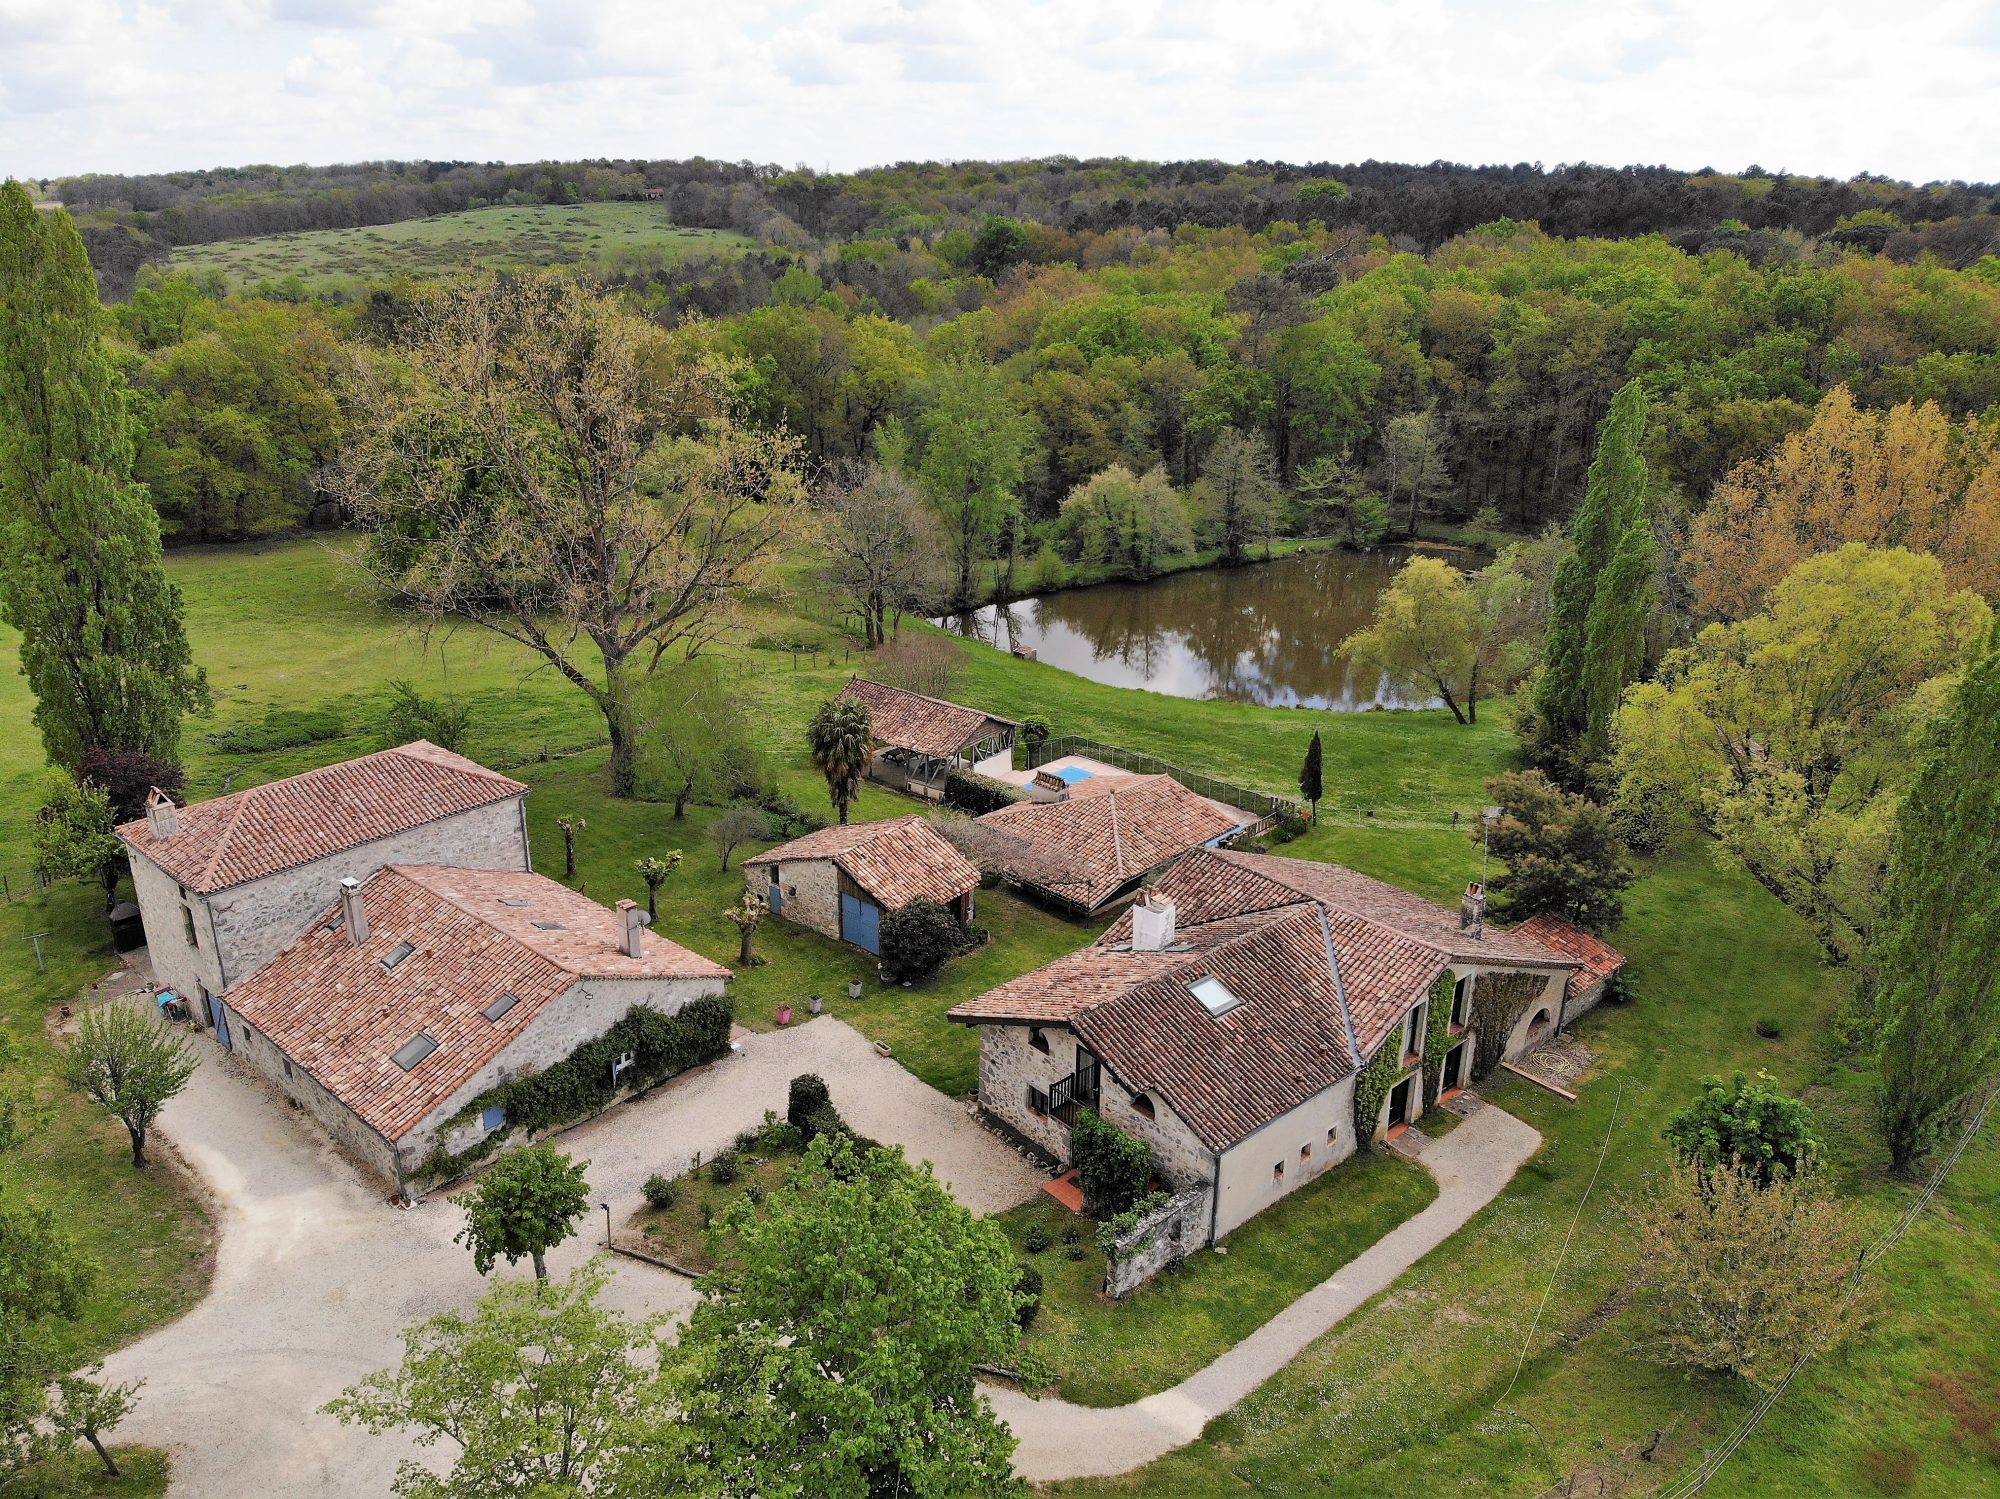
<box><xmin>165</xmin><ymin>202</ymin><xmax>753</xmax><ymax>291</ymax></box>
<box><xmin>0</xmin><ymin>536</ymin><xmax>1995</xmax><ymax>1498</ymax></box>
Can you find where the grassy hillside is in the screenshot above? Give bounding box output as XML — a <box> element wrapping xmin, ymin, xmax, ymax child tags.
<box><xmin>165</xmin><ymin>203</ymin><xmax>752</xmax><ymax>291</ymax></box>
<box><xmin>0</xmin><ymin>538</ymin><xmax>1993</xmax><ymax>1498</ymax></box>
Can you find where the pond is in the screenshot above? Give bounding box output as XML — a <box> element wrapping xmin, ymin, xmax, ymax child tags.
<box><xmin>945</xmin><ymin>546</ymin><xmax>1434</xmax><ymax>711</ymax></box>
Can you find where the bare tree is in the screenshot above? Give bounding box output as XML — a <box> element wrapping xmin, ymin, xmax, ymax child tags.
<box><xmin>869</xmin><ymin>633</ymin><xmax>965</xmax><ymax>702</ymax></box>
<box><xmin>820</xmin><ymin>465</ymin><xmax>949</xmax><ymax>645</ymax></box>
<box><xmin>710</xmin><ymin>806</ymin><xmax>770</xmax><ymax>871</ymax></box>
<box><xmin>334</xmin><ymin>273</ymin><xmax>809</xmax><ymax>797</ymax></box>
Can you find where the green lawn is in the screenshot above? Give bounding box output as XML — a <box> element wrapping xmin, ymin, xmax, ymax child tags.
<box><xmin>165</xmin><ymin>202</ymin><xmax>752</xmax><ymax>292</ymax></box>
<box><xmin>999</xmin><ymin>1150</ymin><xmax>1437</xmax><ymax>1407</ymax></box>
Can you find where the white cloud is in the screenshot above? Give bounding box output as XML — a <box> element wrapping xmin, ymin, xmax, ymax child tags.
<box><xmin>1</xmin><ymin>0</ymin><xmax>1994</xmax><ymax>182</ymax></box>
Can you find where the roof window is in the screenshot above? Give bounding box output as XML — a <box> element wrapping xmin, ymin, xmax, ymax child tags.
<box><xmin>483</xmin><ymin>990</ymin><xmax>522</xmax><ymax>1023</ymax></box>
<box><xmin>381</xmin><ymin>941</ymin><xmax>415</xmax><ymax>970</ymax></box>
<box><xmin>531</xmin><ymin>920</ymin><xmax>566</xmax><ymax>931</ymax></box>
<box><xmin>498</xmin><ymin>898</ymin><xmax>531</xmax><ymax>908</ymax></box>
<box><xmin>1190</xmin><ymin>975</ymin><xmax>1241</xmax><ymax>1018</ymax></box>
<box><xmin>391</xmin><ymin>1033</ymin><xmax>438</xmax><ymax>1071</ymax></box>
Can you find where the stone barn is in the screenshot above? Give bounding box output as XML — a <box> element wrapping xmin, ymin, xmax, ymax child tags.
<box><xmin>742</xmin><ymin>815</ymin><xmax>980</xmax><ymax>955</ymax></box>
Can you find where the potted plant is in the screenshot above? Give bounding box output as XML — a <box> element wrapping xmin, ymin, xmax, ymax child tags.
<box><xmin>776</xmin><ymin>1004</ymin><xmax>793</xmax><ymax>1026</ymax></box>
<box><xmin>808</xmin><ymin>994</ymin><xmax>823</xmax><ymax>1015</ymax></box>
<box><xmin>848</xmin><ymin>977</ymin><xmax>864</xmax><ymax>1000</ymax></box>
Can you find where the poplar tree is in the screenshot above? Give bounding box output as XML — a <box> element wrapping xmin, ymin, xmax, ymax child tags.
<box><xmin>1873</xmin><ymin>618</ymin><xmax>2000</xmax><ymax>1173</ymax></box>
<box><xmin>1579</xmin><ymin>490</ymin><xmax>1657</xmax><ymax>766</ymax></box>
<box><xmin>1299</xmin><ymin>729</ymin><xmax>1324</xmax><ymax>819</ymax></box>
<box><xmin>1531</xmin><ymin>379</ymin><xmax>1648</xmax><ymax>785</ymax></box>
<box><xmin>0</xmin><ymin>181</ymin><xmax>206</xmax><ymax>772</ymax></box>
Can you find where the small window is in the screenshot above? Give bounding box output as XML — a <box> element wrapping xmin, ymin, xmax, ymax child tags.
<box><xmin>1326</xmin><ymin>1125</ymin><xmax>1338</xmax><ymax>1147</ymax></box>
<box><xmin>498</xmin><ymin>897</ymin><xmax>531</xmax><ymax>907</ymax></box>
<box><xmin>1027</xmin><ymin>1084</ymin><xmax>1049</xmax><ymax>1117</ymax></box>
<box><xmin>1451</xmin><ymin>975</ymin><xmax>1471</xmax><ymax>1026</ymax></box>
<box><xmin>324</xmin><ymin>912</ymin><xmax>345</xmax><ymax>935</ymax></box>
<box><xmin>182</xmin><ymin>905</ymin><xmax>198</xmax><ymax>947</ymax></box>
<box><xmin>1028</xmin><ymin>1028</ymin><xmax>1051</xmax><ymax>1055</ymax></box>
<box><xmin>381</xmin><ymin>941</ymin><xmax>416</xmax><ymax>971</ymax></box>
<box><xmin>481</xmin><ymin>1103</ymin><xmax>506</xmax><ymax>1132</ymax></box>
<box><xmin>1131</xmin><ymin>1093</ymin><xmax>1156</xmax><ymax>1120</ymax></box>
<box><xmin>1190</xmin><ymin>975</ymin><xmax>1241</xmax><ymax>1018</ymax></box>
<box><xmin>482</xmin><ymin>990</ymin><xmax>522</xmax><ymax>1023</ymax></box>
<box><xmin>1300</xmin><ymin>1142</ymin><xmax>1311</xmax><ymax>1163</ymax></box>
<box><xmin>1273</xmin><ymin>1160</ymin><xmax>1285</xmax><ymax>1182</ymax></box>
<box><xmin>391</xmin><ymin>1033</ymin><xmax>438</xmax><ymax>1071</ymax></box>
<box><xmin>282</xmin><ymin>1057</ymin><xmax>293</xmax><ymax>1081</ymax></box>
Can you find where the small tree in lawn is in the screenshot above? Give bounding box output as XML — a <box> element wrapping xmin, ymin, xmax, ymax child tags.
<box><xmin>1664</xmin><ymin>1072</ymin><xmax>1822</xmax><ymax>1187</ymax></box>
<box><xmin>60</xmin><ymin>1002</ymin><xmax>198</xmax><ymax>1168</ymax></box>
<box><xmin>1479</xmin><ymin>770</ymin><xmax>1632</xmax><ymax>934</ymax></box>
<box><xmin>32</xmin><ymin>769</ymin><xmax>126</xmax><ymax>911</ymax></box>
<box><xmin>555</xmin><ymin>814</ymin><xmax>585</xmax><ymax>882</ymax></box>
<box><xmin>453</xmin><ymin>1144</ymin><xmax>590</xmax><ymax>1282</ymax></box>
<box><xmin>1020</xmin><ymin>714</ymin><xmax>1052</xmax><ymax>764</ymax></box>
<box><xmin>1299</xmin><ymin>729</ymin><xmax>1323</xmax><ymax>820</ymax></box>
<box><xmin>723</xmin><ymin>890</ymin><xmax>768</xmax><ymax>966</ymax></box>
<box><xmin>808</xmin><ymin>696</ymin><xmax>872</xmax><ymax>825</ymax></box>
<box><xmin>78</xmin><ymin>747</ymin><xmax>183</xmax><ymax>823</ymax></box>
<box><xmin>633</xmin><ymin>852</ymin><xmax>681</xmax><ymax>921</ymax></box>
<box><xmin>48</xmin><ymin>1367</ymin><xmax>141</xmax><ymax>1480</ymax></box>
<box><xmin>709</xmin><ymin>806</ymin><xmax>769</xmax><ymax>872</ymax></box>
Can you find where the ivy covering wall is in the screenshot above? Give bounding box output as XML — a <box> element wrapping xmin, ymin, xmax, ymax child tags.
<box><xmin>1421</xmin><ymin>971</ymin><xmax>1458</xmax><ymax>1108</ymax></box>
<box><xmin>1470</xmin><ymin>970</ymin><xmax>1553</xmax><ymax>1078</ymax></box>
<box><xmin>1351</xmin><ymin>1040</ymin><xmax>1405</xmax><ymax>1145</ymax></box>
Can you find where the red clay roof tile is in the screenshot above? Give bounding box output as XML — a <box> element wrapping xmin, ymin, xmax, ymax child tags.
<box><xmin>742</xmin><ymin>815</ymin><xmax>980</xmax><ymax>909</ymax></box>
<box><xmin>834</xmin><ymin>678</ymin><xmax>1017</xmax><ymax>760</ymax></box>
<box><xmin>974</xmin><ymin>774</ymin><xmax>1242</xmax><ymax>910</ymax></box>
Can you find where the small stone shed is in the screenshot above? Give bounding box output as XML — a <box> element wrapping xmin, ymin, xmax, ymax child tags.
<box><xmin>221</xmin><ymin>863</ymin><xmax>730</xmax><ymax>1195</ymax></box>
<box><xmin>835</xmin><ymin>677</ymin><xmax>1019</xmax><ymax>799</ymax></box>
<box><xmin>742</xmin><ymin>815</ymin><xmax>981</xmax><ymax>955</ymax></box>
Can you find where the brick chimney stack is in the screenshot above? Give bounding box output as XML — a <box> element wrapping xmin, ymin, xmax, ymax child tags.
<box><xmin>616</xmin><ymin>898</ymin><xmax>650</xmax><ymax>958</ymax></box>
<box><xmin>1131</xmin><ymin>891</ymin><xmax>1177</xmax><ymax>952</ymax></box>
<box><xmin>339</xmin><ymin>876</ymin><xmax>370</xmax><ymax>945</ymax></box>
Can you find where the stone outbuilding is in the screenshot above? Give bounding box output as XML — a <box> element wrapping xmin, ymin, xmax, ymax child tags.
<box><xmin>742</xmin><ymin>815</ymin><xmax>981</xmax><ymax>955</ymax></box>
<box><xmin>973</xmin><ymin>771</ymin><xmax>1243</xmax><ymax>914</ymax></box>
<box><xmin>1512</xmin><ymin>913</ymin><xmax>1627</xmax><ymax>1024</ymax></box>
<box><xmin>949</xmin><ymin>848</ymin><xmax>1611</xmax><ymax>1244</ymax></box>
<box><xmin>220</xmin><ymin>863</ymin><xmax>731</xmax><ymax>1194</ymax></box>
<box><xmin>116</xmin><ymin>741</ymin><xmax>531</xmax><ymax>1035</ymax></box>
<box><xmin>834</xmin><ymin>677</ymin><xmax>1019</xmax><ymax>799</ymax></box>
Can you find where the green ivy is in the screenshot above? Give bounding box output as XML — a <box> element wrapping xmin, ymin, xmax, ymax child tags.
<box><xmin>1094</xmin><ymin>1189</ymin><xmax>1174</xmax><ymax>1257</ymax></box>
<box><xmin>1351</xmin><ymin>1039</ymin><xmax>1405</xmax><ymax>1146</ymax></box>
<box><xmin>1072</xmin><ymin>1109</ymin><xmax>1153</xmax><ymax>1219</ymax></box>
<box><xmin>1421</xmin><ymin>971</ymin><xmax>1457</xmax><ymax>1108</ymax></box>
<box><xmin>418</xmin><ymin>996</ymin><xmax>734</xmax><ymax>1183</ymax></box>
<box><xmin>1470</xmin><ymin>970</ymin><xmax>1552</xmax><ymax>1078</ymax></box>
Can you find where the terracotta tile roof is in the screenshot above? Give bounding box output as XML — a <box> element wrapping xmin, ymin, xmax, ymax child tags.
<box><xmin>224</xmin><ymin>865</ymin><xmax>729</xmax><ymax>1142</ymax></box>
<box><xmin>951</xmin><ymin>849</ymin><xmax>1588</xmax><ymax>1150</ymax></box>
<box><xmin>835</xmin><ymin>678</ymin><xmax>1018</xmax><ymax>760</ymax></box>
<box><xmin>116</xmin><ymin>741</ymin><xmax>527</xmax><ymax>894</ymax></box>
<box><xmin>1512</xmin><ymin>914</ymin><xmax>1626</xmax><ymax>1001</ymax></box>
<box><xmin>742</xmin><ymin>815</ymin><xmax>980</xmax><ymax>909</ymax></box>
<box><xmin>974</xmin><ymin>774</ymin><xmax>1243</xmax><ymax>910</ymax></box>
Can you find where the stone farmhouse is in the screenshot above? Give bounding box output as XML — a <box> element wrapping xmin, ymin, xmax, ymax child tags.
<box><xmin>117</xmin><ymin>741</ymin><xmax>532</xmax><ymax>1034</ymax></box>
<box><xmin>835</xmin><ymin>677</ymin><xmax>1019</xmax><ymax>800</ymax></box>
<box><xmin>743</xmin><ymin>815</ymin><xmax>981</xmax><ymax>955</ymax></box>
<box><xmin>974</xmin><ymin>771</ymin><xmax>1243</xmax><ymax>914</ymax></box>
<box><xmin>221</xmin><ymin>864</ymin><xmax>729</xmax><ymax>1194</ymax></box>
<box><xmin>949</xmin><ymin>848</ymin><xmax>1622</xmax><ymax>1244</ymax></box>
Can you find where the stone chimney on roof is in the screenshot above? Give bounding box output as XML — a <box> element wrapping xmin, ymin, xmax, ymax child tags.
<box><xmin>144</xmin><ymin>787</ymin><xmax>178</xmax><ymax>840</ymax></box>
<box><xmin>1460</xmin><ymin>881</ymin><xmax>1486</xmax><ymax>941</ymax></box>
<box><xmin>616</xmin><ymin>898</ymin><xmax>650</xmax><ymax>959</ymax></box>
<box><xmin>1131</xmin><ymin>892</ymin><xmax>1177</xmax><ymax>952</ymax></box>
<box><xmin>1029</xmin><ymin>769</ymin><xmax>1070</xmax><ymax>803</ymax></box>
<box><xmin>340</xmin><ymin>877</ymin><xmax>370</xmax><ymax>945</ymax></box>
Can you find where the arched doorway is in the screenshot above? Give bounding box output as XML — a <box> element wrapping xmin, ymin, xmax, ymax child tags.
<box><xmin>1525</xmin><ymin>1007</ymin><xmax>1554</xmax><ymax>1047</ymax></box>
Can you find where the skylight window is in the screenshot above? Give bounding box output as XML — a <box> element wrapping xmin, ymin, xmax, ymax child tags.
<box><xmin>483</xmin><ymin>990</ymin><xmax>522</xmax><ymax>1023</ymax></box>
<box><xmin>498</xmin><ymin>898</ymin><xmax>531</xmax><ymax>908</ymax></box>
<box><xmin>391</xmin><ymin>1033</ymin><xmax>438</xmax><ymax>1071</ymax></box>
<box><xmin>1190</xmin><ymin>976</ymin><xmax>1241</xmax><ymax>1018</ymax></box>
<box><xmin>380</xmin><ymin>941</ymin><xmax>416</xmax><ymax>970</ymax></box>
<box><xmin>531</xmin><ymin>920</ymin><xmax>566</xmax><ymax>931</ymax></box>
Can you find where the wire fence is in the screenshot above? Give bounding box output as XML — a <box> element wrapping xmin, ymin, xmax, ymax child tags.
<box><xmin>1027</xmin><ymin>734</ymin><xmax>1304</xmax><ymax>821</ymax></box>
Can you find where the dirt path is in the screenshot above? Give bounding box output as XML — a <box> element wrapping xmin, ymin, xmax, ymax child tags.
<box><xmin>987</xmin><ymin>1104</ymin><xmax>1543</xmax><ymax>1483</ymax></box>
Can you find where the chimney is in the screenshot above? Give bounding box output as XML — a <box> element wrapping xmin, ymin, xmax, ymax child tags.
<box><xmin>616</xmin><ymin>898</ymin><xmax>650</xmax><ymax>959</ymax></box>
<box><xmin>1131</xmin><ymin>892</ymin><xmax>1177</xmax><ymax>952</ymax></box>
<box><xmin>144</xmin><ymin>787</ymin><xmax>179</xmax><ymax>840</ymax></box>
<box><xmin>1460</xmin><ymin>881</ymin><xmax>1486</xmax><ymax>941</ymax></box>
<box><xmin>340</xmin><ymin>877</ymin><xmax>370</xmax><ymax>945</ymax></box>
<box><xmin>1029</xmin><ymin>770</ymin><xmax>1069</xmax><ymax>803</ymax></box>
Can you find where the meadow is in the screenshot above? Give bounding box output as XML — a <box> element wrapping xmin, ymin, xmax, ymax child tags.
<box><xmin>164</xmin><ymin>202</ymin><xmax>752</xmax><ymax>291</ymax></box>
<box><xmin>0</xmin><ymin>537</ymin><xmax>1993</xmax><ymax>1498</ymax></box>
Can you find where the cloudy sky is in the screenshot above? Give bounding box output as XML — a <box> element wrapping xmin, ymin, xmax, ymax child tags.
<box><xmin>4</xmin><ymin>0</ymin><xmax>1997</xmax><ymax>184</ymax></box>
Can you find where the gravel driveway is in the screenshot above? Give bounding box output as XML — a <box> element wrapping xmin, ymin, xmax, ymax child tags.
<box><xmin>100</xmin><ymin>1016</ymin><xmax>1042</xmax><ymax>1496</ymax></box>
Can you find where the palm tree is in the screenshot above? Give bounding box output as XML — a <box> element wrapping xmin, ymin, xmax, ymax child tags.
<box><xmin>808</xmin><ymin>698</ymin><xmax>874</xmax><ymax>824</ymax></box>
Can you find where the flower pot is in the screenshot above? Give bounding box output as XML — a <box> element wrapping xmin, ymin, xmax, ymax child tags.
<box><xmin>809</xmin><ymin>995</ymin><xmax>823</xmax><ymax>1015</ymax></box>
<box><xmin>848</xmin><ymin>978</ymin><xmax>863</xmax><ymax>1000</ymax></box>
<box><xmin>776</xmin><ymin>1005</ymin><xmax>793</xmax><ymax>1026</ymax></box>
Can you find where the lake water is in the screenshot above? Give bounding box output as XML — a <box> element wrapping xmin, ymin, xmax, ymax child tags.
<box><xmin>945</xmin><ymin>547</ymin><xmax>1432</xmax><ymax>711</ymax></box>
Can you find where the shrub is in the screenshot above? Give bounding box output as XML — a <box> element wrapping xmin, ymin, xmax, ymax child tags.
<box><xmin>708</xmin><ymin>1148</ymin><xmax>741</xmax><ymax>1186</ymax></box>
<box><xmin>744</xmin><ymin>1181</ymin><xmax>767</xmax><ymax>1206</ymax></box>
<box><xmin>1664</xmin><ymin>1071</ymin><xmax>1821</xmax><ymax>1186</ymax></box>
<box><xmin>1065</xmin><ymin>1243</ymin><xmax>1087</xmax><ymax>1262</ymax></box>
<box><xmin>1060</xmin><ymin>1225</ymin><xmax>1082</xmax><ymax>1246</ymax></box>
<box><xmin>878</xmin><ymin>899</ymin><xmax>968</xmax><ymax>983</ymax></box>
<box><xmin>803</xmin><ymin>1102</ymin><xmax>851</xmax><ymax>1145</ymax></box>
<box><xmin>1022</xmin><ymin>1223</ymin><xmax>1051</xmax><ymax>1254</ymax></box>
<box><xmin>1014</xmin><ymin>1263</ymin><xmax>1043</xmax><ymax>1329</ymax></box>
<box><xmin>1266</xmin><ymin>811</ymin><xmax>1310</xmax><ymax>844</ymax></box>
<box><xmin>1071</xmin><ymin>1109</ymin><xmax>1153</xmax><ymax>1219</ymax></box>
<box><xmin>1754</xmin><ymin>1016</ymin><xmax>1782</xmax><ymax>1039</ymax></box>
<box><xmin>787</xmin><ymin>1073</ymin><xmax>832</xmax><ymax>1133</ymax></box>
<box><xmin>209</xmin><ymin>704</ymin><xmax>347</xmax><ymax>755</ymax></box>
<box><xmin>642</xmin><ymin>1173</ymin><xmax>678</xmax><ymax>1211</ymax></box>
<box><xmin>942</xmin><ymin>768</ymin><xmax>1025</xmax><ymax>815</ymax></box>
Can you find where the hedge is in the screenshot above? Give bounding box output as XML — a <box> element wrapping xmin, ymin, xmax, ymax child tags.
<box><xmin>1072</xmin><ymin>1109</ymin><xmax>1152</xmax><ymax>1219</ymax></box>
<box><xmin>943</xmin><ymin>768</ymin><xmax>1024</xmax><ymax>814</ymax></box>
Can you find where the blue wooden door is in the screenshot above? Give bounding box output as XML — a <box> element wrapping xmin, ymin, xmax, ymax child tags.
<box><xmin>841</xmin><ymin>894</ymin><xmax>881</xmax><ymax>954</ymax></box>
<box><xmin>208</xmin><ymin>992</ymin><xmax>231</xmax><ymax>1049</ymax></box>
<box><xmin>768</xmin><ymin>884</ymin><xmax>783</xmax><ymax>917</ymax></box>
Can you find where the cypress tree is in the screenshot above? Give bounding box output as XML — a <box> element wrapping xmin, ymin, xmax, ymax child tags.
<box><xmin>1531</xmin><ymin>379</ymin><xmax>1648</xmax><ymax>784</ymax></box>
<box><xmin>1299</xmin><ymin>729</ymin><xmax>1324</xmax><ymax>819</ymax></box>
<box><xmin>1873</xmin><ymin>618</ymin><xmax>2000</xmax><ymax>1173</ymax></box>
<box><xmin>0</xmin><ymin>181</ymin><xmax>206</xmax><ymax>771</ymax></box>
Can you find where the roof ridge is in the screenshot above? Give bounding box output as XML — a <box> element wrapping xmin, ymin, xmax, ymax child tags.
<box><xmin>1217</xmin><ymin>848</ymin><xmax>1463</xmax><ymax>958</ymax></box>
<box><xmin>197</xmin><ymin>781</ymin><xmax>262</xmax><ymax>889</ymax></box>
<box><xmin>1106</xmin><ymin>782</ymin><xmax>1127</xmax><ymax>878</ymax></box>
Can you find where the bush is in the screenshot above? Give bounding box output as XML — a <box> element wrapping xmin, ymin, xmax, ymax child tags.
<box><xmin>1014</xmin><ymin>1263</ymin><xmax>1044</xmax><ymax>1329</ymax></box>
<box><xmin>708</xmin><ymin>1148</ymin><xmax>741</xmax><ymax>1186</ymax></box>
<box><xmin>744</xmin><ymin>1181</ymin><xmax>767</xmax><ymax>1206</ymax></box>
<box><xmin>878</xmin><ymin>899</ymin><xmax>968</xmax><ymax>983</ymax></box>
<box><xmin>642</xmin><ymin>1173</ymin><xmax>678</xmax><ymax>1210</ymax></box>
<box><xmin>787</xmin><ymin>1073</ymin><xmax>832</xmax><ymax>1133</ymax></box>
<box><xmin>1754</xmin><ymin>1016</ymin><xmax>1782</xmax><ymax>1039</ymax></box>
<box><xmin>1664</xmin><ymin>1071</ymin><xmax>1821</xmax><ymax>1187</ymax></box>
<box><xmin>1065</xmin><ymin>1242</ymin><xmax>1087</xmax><ymax>1262</ymax></box>
<box><xmin>1266</xmin><ymin>811</ymin><xmax>1310</xmax><ymax>844</ymax></box>
<box><xmin>1071</xmin><ymin>1109</ymin><xmax>1153</xmax><ymax>1219</ymax></box>
<box><xmin>1022</xmin><ymin>1223</ymin><xmax>1051</xmax><ymax>1254</ymax></box>
<box><xmin>1059</xmin><ymin>1225</ymin><xmax>1082</xmax><ymax>1246</ymax></box>
<box><xmin>209</xmin><ymin>704</ymin><xmax>347</xmax><ymax>754</ymax></box>
<box><xmin>942</xmin><ymin>768</ymin><xmax>1025</xmax><ymax>815</ymax></box>
<box><xmin>803</xmin><ymin>1102</ymin><xmax>850</xmax><ymax>1145</ymax></box>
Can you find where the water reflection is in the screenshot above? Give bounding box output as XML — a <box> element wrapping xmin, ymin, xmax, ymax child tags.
<box><xmin>946</xmin><ymin>548</ymin><xmax>1434</xmax><ymax>711</ymax></box>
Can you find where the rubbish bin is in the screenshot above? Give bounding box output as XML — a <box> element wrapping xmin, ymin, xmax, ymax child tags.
<box><xmin>108</xmin><ymin>901</ymin><xmax>145</xmax><ymax>953</ymax></box>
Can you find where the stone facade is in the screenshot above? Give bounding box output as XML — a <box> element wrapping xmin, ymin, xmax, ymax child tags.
<box><xmin>750</xmin><ymin>854</ymin><xmax>843</xmax><ymax>943</ymax></box>
<box><xmin>132</xmin><ymin>795</ymin><xmax>531</xmax><ymax>1018</ymax></box>
<box><xmin>1103</xmin><ymin>1187</ymin><xmax>1210</xmax><ymax>1298</ymax></box>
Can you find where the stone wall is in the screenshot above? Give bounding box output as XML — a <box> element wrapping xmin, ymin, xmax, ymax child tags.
<box><xmin>219</xmin><ymin>1009</ymin><xmax>402</xmax><ymax>1186</ymax></box>
<box><xmin>1214</xmin><ymin>1074</ymin><xmax>1358</xmax><ymax>1240</ymax></box>
<box><xmin>1103</xmin><ymin>1187</ymin><xmax>1211</xmax><ymax>1298</ymax></box>
<box><xmin>128</xmin><ymin>853</ymin><xmax>227</xmax><ymax>1019</ymax></box>
<box><xmin>752</xmin><ymin>855</ymin><xmax>843</xmax><ymax>943</ymax></box>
